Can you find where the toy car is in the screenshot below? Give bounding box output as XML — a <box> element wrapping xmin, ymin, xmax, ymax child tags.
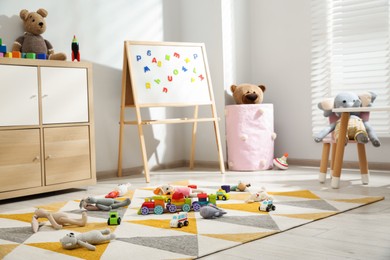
<box><xmin>216</xmin><ymin>189</ymin><xmax>230</xmax><ymax>201</ymax></box>
<box><xmin>259</xmin><ymin>199</ymin><xmax>276</xmax><ymax>212</ymax></box>
<box><xmin>107</xmin><ymin>211</ymin><xmax>121</xmax><ymax>225</ymax></box>
<box><xmin>170</xmin><ymin>212</ymin><xmax>189</xmax><ymax>228</ymax></box>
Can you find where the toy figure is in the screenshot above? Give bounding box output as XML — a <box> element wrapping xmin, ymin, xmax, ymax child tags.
<box><xmin>31</xmin><ymin>208</ymin><xmax>87</xmax><ymax>233</ymax></box>
<box><xmin>60</xmin><ymin>229</ymin><xmax>115</xmax><ymax>251</ymax></box>
<box><xmin>79</xmin><ymin>196</ymin><xmax>131</xmax><ymax>211</ymax></box>
<box><xmin>200</xmin><ymin>204</ymin><xmax>227</xmax><ymax>219</ymax></box>
<box><xmin>153</xmin><ymin>184</ymin><xmax>203</xmax><ymax>198</ymax></box>
<box><xmin>273</xmin><ymin>153</ymin><xmax>289</xmax><ymax>170</ymax></box>
<box><xmin>71</xmin><ymin>35</ymin><xmax>80</xmax><ymax>61</ymax></box>
<box><xmin>230</xmin><ymin>181</ymin><xmax>251</xmax><ymax>192</ymax></box>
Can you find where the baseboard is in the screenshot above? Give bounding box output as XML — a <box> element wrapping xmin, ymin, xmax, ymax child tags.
<box><xmin>97</xmin><ymin>159</ymin><xmax>389</xmax><ymax>180</ymax></box>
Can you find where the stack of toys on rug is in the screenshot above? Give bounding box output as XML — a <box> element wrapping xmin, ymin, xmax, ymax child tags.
<box><xmin>24</xmin><ymin>180</ymin><xmax>276</xmax><ymax>252</ymax></box>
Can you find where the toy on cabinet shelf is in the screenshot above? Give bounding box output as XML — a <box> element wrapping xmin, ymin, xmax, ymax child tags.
<box><xmin>72</xmin><ymin>35</ymin><xmax>80</xmax><ymax>61</ymax></box>
<box><xmin>273</xmin><ymin>153</ymin><xmax>289</xmax><ymax>170</ymax></box>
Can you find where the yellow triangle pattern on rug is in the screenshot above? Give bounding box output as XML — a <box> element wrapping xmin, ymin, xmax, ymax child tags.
<box><xmin>203</xmin><ymin>231</ymin><xmax>277</xmax><ymax>243</ymax></box>
<box><xmin>0</xmin><ymin>180</ymin><xmax>384</xmax><ymax>260</ymax></box>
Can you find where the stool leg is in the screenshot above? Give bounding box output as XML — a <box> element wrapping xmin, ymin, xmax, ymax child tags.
<box><xmin>319</xmin><ymin>143</ymin><xmax>331</xmax><ymax>183</ymax></box>
<box><xmin>330</xmin><ymin>142</ymin><xmax>337</xmax><ymax>177</ymax></box>
<box><xmin>357</xmin><ymin>143</ymin><xmax>369</xmax><ymax>184</ymax></box>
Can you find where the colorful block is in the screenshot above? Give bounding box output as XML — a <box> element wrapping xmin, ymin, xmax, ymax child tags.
<box><xmin>0</xmin><ymin>45</ymin><xmax>7</xmax><ymax>53</ymax></box>
<box><xmin>12</xmin><ymin>51</ymin><xmax>21</xmax><ymax>58</ymax></box>
<box><xmin>5</xmin><ymin>52</ymin><xmax>12</xmax><ymax>58</ymax></box>
<box><xmin>36</xmin><ymin>53</ymin><xmax>47</xmax><ymax>60</ymax></box>
<box><xmin>26</xmin><ymin>53</ymin><xmax>36</xmax><ymax>59</ymax></box>
<box><xmin>0</xmin><ymin>38</ymin><xmax>2</xmax><ymax>45</ymax></box>
<box><xmin>0</xmin><ymin>53</ymin><xmax>4</xmax><ymax>58</ymax></box>
<box><xmin>225</xmin><ymin>104</ymin><xmax>275</xmax><ymax>171</ymax></box>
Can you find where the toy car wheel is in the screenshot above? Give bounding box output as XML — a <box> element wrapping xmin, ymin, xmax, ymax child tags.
<box><xmin>258</xmin><ymin>206</ymin><xmax>261</xmax><ymax>211</ymax></box>
<box><xmin>141</xmin><ymin>206</ymin><xmax>149</xmax><ymax>215</ymax></box>
<box><xmin>184</xmin><ymin>220</ymin><xmax>189</xmax><ymax>226</ymax></box>
<box><xmin>192</xmin><ymin>202</ymin><xmax>201</xmax><ymax>212</ymax></box>
<box><xmin>222</xmin><ymin>196</ymin><xmax>227</xmax><ymax>201</ymax></box>
<box><xmin>178</xmin><ymin>222</ymin><xmax>183</xmax><ymax>228</ymax></box>
<box><xmin>266</xmin><ymin>206</ymin><xmax>271</xmax><ymax>212</ymax></box>
<box><xmin>154</xmin><ymin>205</ymin><xmax>164</xmax><ymax>215</ymax></box>
<box><xmin>168</xmin><ymin>204</ymin><xmax>177</xmax><ymax>213</ymax></box>
<box><xmin>117</xmin><ymin>217</ymin><xmax>121</xmax><ymax>225</ymax></box>
<box><xmin>271</xmin><ymin>205</ymin><xmax>276</xmax><ymax>211</ymax></box>
<box><xmin>182</xmin><ymin>204</ymin><xmax>191</xmax><ymax>212</ymax></box>
<box><xmin>107</xmin><ymin>219</ymin><xmax>110</xmax><ymax>225</ymax></box>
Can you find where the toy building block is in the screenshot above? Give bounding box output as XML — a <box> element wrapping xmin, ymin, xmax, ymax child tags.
<box><xmin>0</xmin><ymin>45</ymin><xmax>6</xmax><ymax>53</ymax></box>
<box><xmin>221</xmin><ymin>185</ymin><xmax>230</xmax><ymax>193</ymax></box>
<box><xmin>0</xmin><ymin>53</ymin><xmax>4</xmax><ymax>58</ymax></box>
<box><xmin>37</xmin><ymin>53</ymin><xmax>47</xmax><ymax>60</ymax></box>
<box><xmin>26</xmin><ymin>53</ymin><xmax>36</xmax><ymax>59</ymax></box>
<box><xmin>12</xmin><ymin>51</ymin><xmax>21</xmax><ymax>58</ymax></box>
<box><xmin>0</xmin><ymin>38</ymin><xmax>2</xmax><ymax>45</ymax></box>
<box><xmin>5</xmin><ymin>52</ymin><xmax>12</xmax><ymax>58</ymax></box>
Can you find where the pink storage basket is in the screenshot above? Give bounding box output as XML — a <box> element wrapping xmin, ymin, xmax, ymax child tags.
<box><xmin>225</xmin><ymin>104</ymin><xmax>275</xmax><ymax>171</ymax></box>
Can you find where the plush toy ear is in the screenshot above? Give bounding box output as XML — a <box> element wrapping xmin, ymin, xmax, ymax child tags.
<box><xmin>37</xmin><ymin>8</ymin><xmax>48</xmax><ymax>18</ymax></box>
<box><xmin>230</xmin><ymin>85</ymin><xmax>237</xmax><ymax>93</ymax></box>
<box><xmin>317</xmin><ymin>97</ymin><xmax>334</xmax><ymax>117</ymax></box>
<box><xmin>258</xmin><ymin>85</ymin><xmax>266</xmax><ymax>92</ymax></box>
<box><xmin>19</xmin><ymin>9</ymin><xmax>29</xmax><ymax>20</ymax></box>
<box><xmin>359</xmin><ymin>91</ymin><xmax>377</xmax><ymax>107</ymax></box>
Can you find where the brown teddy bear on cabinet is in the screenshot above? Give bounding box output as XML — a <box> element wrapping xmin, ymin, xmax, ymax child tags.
<box><xmin>231</xmin><ymin>83</ymin><xmax>266</xmax><ymax>104</ymax></box>
<box><xmin>12</xmin><ymin>8</ymin><xmax>66</xmax><ymax>60</ymax></box>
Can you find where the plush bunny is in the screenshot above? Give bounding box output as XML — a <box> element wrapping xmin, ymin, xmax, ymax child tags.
<box><xmin>31</xmin><ymin>208</ymin><xmax>87</xmax><ymax>233</ymax></box>
<box><xmin>60</xmin><ymin>229</ymin><xmax>115</xmax><ymax>251</ymax></box>
<box><xmin>79</xmin><ymin>197</ymin><xmax>131</xmax><ymax>211</ymax></box>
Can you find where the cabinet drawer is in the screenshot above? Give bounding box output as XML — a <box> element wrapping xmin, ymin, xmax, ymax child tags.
<box><xmin>0</xmin><ymin>65</ymin><xmax>39</xmax><ymax>126</ymax></box>
<box><xmin>0</xmin><ymin>129</ymin><xmax>42</xmax><ymax>192</ymax></box>
<box><xmin>44</xmin><ymin>126</ymin><xmax>91</xmax><ymax>185</ymax></box>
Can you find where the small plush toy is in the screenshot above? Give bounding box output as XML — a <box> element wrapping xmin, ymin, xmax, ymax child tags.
<box><xmin>31</xmin><ymin>208</ymin><xmax>87</xmax><ymax>233</ymax></box>
<box><xmin>245</xmin><ymin>187</ymin><xmax>274</xmax><ymax>203</ymax></box>
<box><xmin>231</xmin><ymin>83</ymin><xmax>266</xmax><ymax>104</ymax></box>
<box><xmin>12</xmin><ymin>8</ymin><xmax>66</xmax><ymax>60</ymax></box>
<box><xmin>199</xmin><ymin>204</ymin><xmax>227</xmax><ymax>219</ymax></box>
<box><xmin>105</xmin><ymin>183</ymin><xmax>131</xmax><ymax>198</ymax></box>
<box><xmin>60</xmin><ymin>229</ymin><xmax>115</xmax><ymax>251</ymax></box>
<box><xmin>153</xmin><ymin>184</ymin><xmax>203</xmax><ymax>198</ymax></box>
<box><xmin>314</xmin><ymin>91</ymin><xmax>380</xmax><ymax>147</ymax></box>
<box><xmin>79</xmin><ymin>197</ymin><xmax>131</xmax><ymax>211</ymax></box>
<box><xmin>230</xmin><ymin>181</ymin><xmax>251</xmax><ymax>192</ymax></box>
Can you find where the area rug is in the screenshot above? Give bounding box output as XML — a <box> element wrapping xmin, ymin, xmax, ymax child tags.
<box><xmin>0</xmin><ymin>180</ymin><xmax>384</xmax><ymax>259</ymax></box>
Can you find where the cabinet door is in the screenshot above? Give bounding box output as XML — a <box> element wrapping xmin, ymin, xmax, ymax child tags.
<box><xmin>0</xmin><ymin>65</ymin><xmax>39</xmax><ymax>126</ymax></box>
<box><xmin>40</xmin><ymin>67</ymin><xmax>89</xmax><ymax>124</ymax></box>
<box><xmin>44</xmin><ymin>126</ymin><xmax>91</xmax><ymax>185</ymax></box>
<box><xmin>0</xmin><ymin>129</ymin><xmax>42</xmax><ymax>192</ymax></box>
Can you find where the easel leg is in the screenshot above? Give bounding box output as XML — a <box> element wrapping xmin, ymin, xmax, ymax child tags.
<box><xmin>137</xmin><ymin>123</ymin><xmax>150</xmax><ymax>183</ymax></box>
<box><xmin>190</xmin><ymin>106</ymin><xmax>199</xmax><ymax>170</ymax></box>
<box><xmin>118</xmin><ymin>122</ymin><xmax>124</xmax><ymax>177</ymax></box>
<box><xmin>213</xmin><ymin>119</ymin><xmax>226</xmax><ymax>174</ymax></box>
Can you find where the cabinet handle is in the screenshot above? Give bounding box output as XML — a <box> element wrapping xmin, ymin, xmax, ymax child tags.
<box><xmin>45</xmin><ymin>155</ymin><xmax>52</xmax><ymax>160</ymax></box>
<box><xmin>42</xmin><ymin>94</ymin><xmax>48</xmax><ymax>98</ymax></box>
<box><xmin>30</xmin><ymin>95</ymin><xmax>37</xmax><ymax>99</ymax></box>
<box><xmin>33</xmin><ymin>156</ymin><xmax>40</xmax><ymax>162</ymax></box>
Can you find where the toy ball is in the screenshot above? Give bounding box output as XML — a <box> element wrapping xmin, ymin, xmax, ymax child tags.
<box><xmin>273</xmin><ymin>153</ymin><xmax>288</xmax><ymax>170</ymax></box>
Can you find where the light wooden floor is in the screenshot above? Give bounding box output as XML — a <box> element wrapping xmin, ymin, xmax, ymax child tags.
<box><xmin>1</xmin><ymin>166</ymin><xmax>389</xmax><ymax>259</ymax></box>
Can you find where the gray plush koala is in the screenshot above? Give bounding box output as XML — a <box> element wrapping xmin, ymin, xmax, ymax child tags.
<box><xmin>314</xmin><ymin>91</ymin><xmax>380</xmax><ymax>147</ymax></box>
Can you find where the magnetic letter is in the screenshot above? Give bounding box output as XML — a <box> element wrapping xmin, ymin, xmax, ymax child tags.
<box><xmin>174</xmin><ymin>52</ymin><xmax>180</xmax><ymax>58</ymax></box>
<box><xmin>191</xmin><ymin>78</ymin><xmax>195</xmax><ymax>83</ymax></box>
<box><xmin>182</xmin><ymin>66</ymin><xmax>188</xmax><ymax>72</ymax></box>
<box><xmin>185</xmin><ymin>58</ymin><xmax>190</xmax><ymax>63</ymax></box>
<box><xmin>152</xmin><ymin>57</ymin><xmax>157</xmax><ymax>63</ymax></box>
<box><xmin>147</xmin><ymin>50</ymin><xmax>151</xmax><ymax>56</ymax></box>
<box><xmin>199</xmin><ymin>74</ymin><xmax>204</xmax><ymax>81</ymax></box>
<box><xmin>193</xmin><ymin>68</ymin><xmax>197</xmax><ymax>73</ymax></box>
<box><xmin>136</xmin><ymin>55</ymin><xmax>142</xmax><ymax>61</ymax></box>
<box><xmin>154</xmin><ymin>79</ymin><xmax>161</xmax><ymax>84</ymax></box>
<box><xmin>165</xmin><ymin>54</ymin><xmax>170</xmax><ymax>61</ymax></box>
<box><xmin>163</xmin><ymin>87</ymin><xmax>168</xmax><ymax>93</ymax></box>
<box><xmin>193</xmin><ymin>54</ymin><xmax>198</xmax><ymax>59</ymax></box>
<box><xmin>173</xmin><ymin>69</ymin><xmax>179</xmax><ymax>75</ymax></box>
<box><xmin>146</xmin><ymin>82</ymin><xmax>151</xmax><ymax>89</ymax></box>
<box><xmin>157</xmin><ymin>61</ymin><xmax>162</xmax><ymax>67</ymax></box>
<box><xmin>167</xmin><ymin>75</ymin><xmax>173</xmax><ymax>82</ymax></box>
<box><xmin>144</xmin><ymin>66</ymin><xmax>150</xmax><ymax>73</ymax></box>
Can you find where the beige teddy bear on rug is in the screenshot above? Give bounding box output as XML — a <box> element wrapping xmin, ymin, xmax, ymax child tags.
<box><xmin>60</xmin><ymin>229</ymin><xmax>116</xmax><ymax>251</ymax></box>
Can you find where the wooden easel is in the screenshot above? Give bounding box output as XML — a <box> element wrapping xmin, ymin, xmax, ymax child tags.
<box><xmin>117</xmin><ymin>41</ymin><xmax>225</xmax><ymax>182</ymax></box>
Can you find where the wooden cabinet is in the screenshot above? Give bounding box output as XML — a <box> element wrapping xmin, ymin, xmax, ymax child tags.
<box><xmin>0</xmin><ymin>59</ymin><xmax>96</xmax><ymax>200</ymax></box>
